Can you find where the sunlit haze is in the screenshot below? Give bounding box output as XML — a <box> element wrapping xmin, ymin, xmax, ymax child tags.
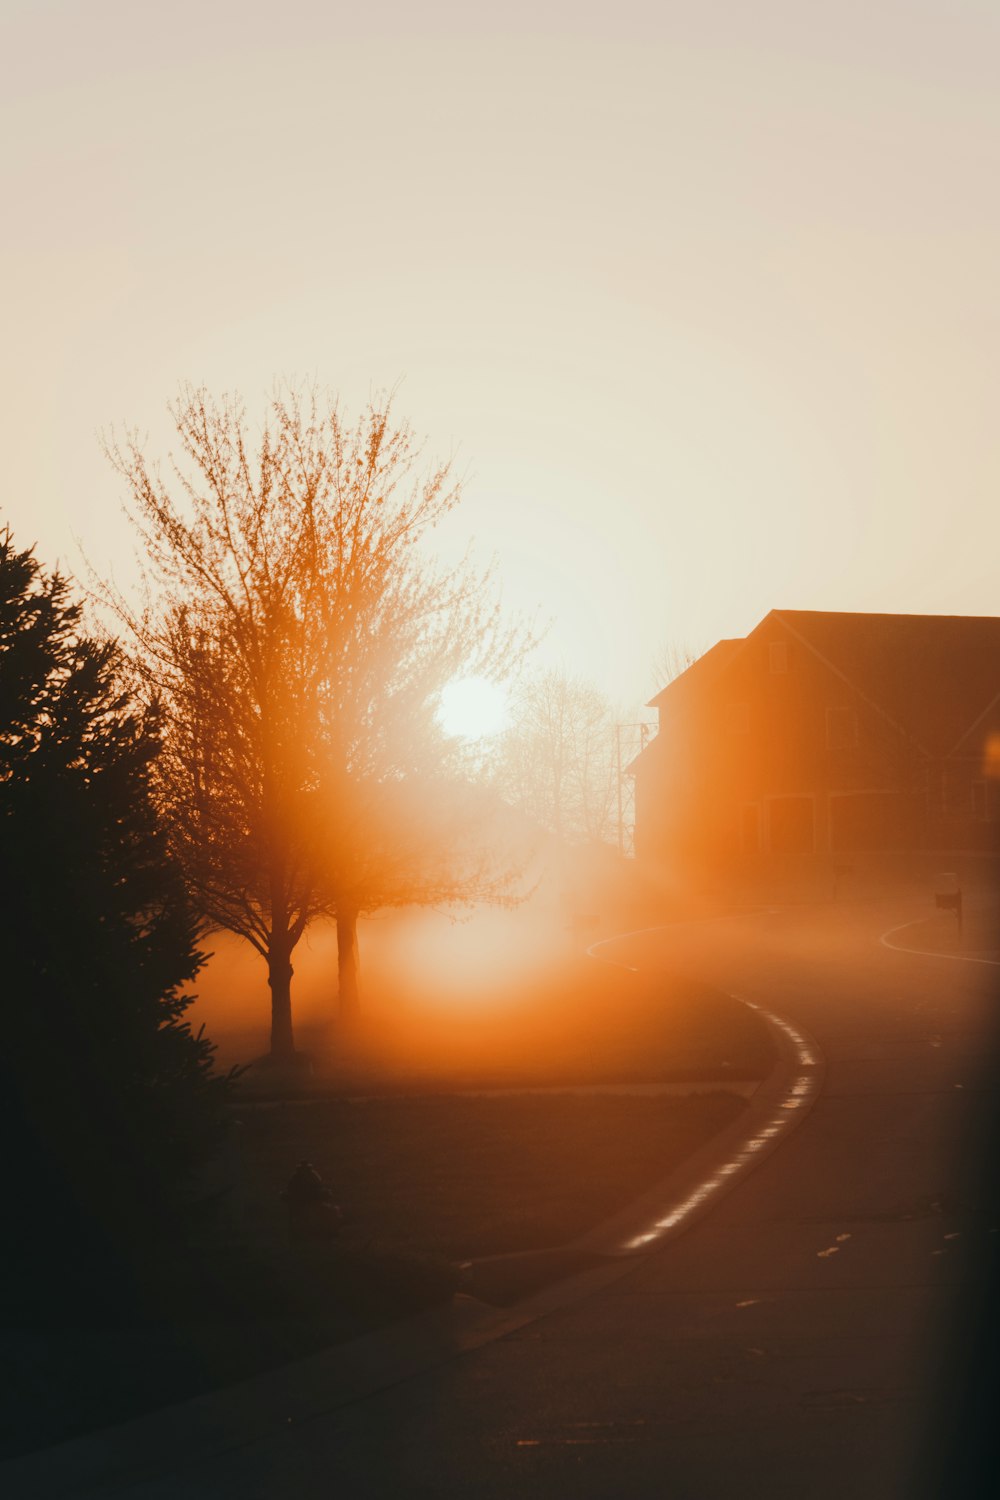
<box><xmin>438</xmin><ymin>676</ymin><xmax>510</xmax><ymax>740</ymax></box>
<box><xmin>3</xmin><ymin>1</ymin><xmax>999</xmax><ymax>712</ymax></box>
<box><xmin>6</xmin><ymin>10</ymin><xmax>1000</xmax><ymax>1479</ymax></box>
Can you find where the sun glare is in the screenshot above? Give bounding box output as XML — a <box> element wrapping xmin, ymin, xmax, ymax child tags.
<box><xmin>438</xmin><ymin>676</ymin><xmax>509</xmax><ymax>741</ymax></box>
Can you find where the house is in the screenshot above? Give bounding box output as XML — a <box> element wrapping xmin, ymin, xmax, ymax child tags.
<box><xmin>633</xmin><ymin>610</ymin><xmax>1000</xmax><ymax>883</ymax></box>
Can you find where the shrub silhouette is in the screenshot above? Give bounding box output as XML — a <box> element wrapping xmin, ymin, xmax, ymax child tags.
<box><xmin>0</xmin><ymin>525</ymin><xmax>233</xmax><ymax>1292</ymax></box>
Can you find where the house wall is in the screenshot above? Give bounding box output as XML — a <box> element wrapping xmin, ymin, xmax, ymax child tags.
<box><xmin>635</xmin><ymin>613</ymin><xmax>1000</xmax><ymax>879</ymax></box>
<box><xmin>929</xmin><ymin>699</ymin><xmax>1000</xmax><ymax>853</ymax></box>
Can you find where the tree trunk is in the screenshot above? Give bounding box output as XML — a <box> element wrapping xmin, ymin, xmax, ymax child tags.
<box><xmin>267</xmin><ymin>843</ymin><xmax>298</xmax><ymax>1058</ymax></box>
<box><xmin>268</xmin><ymin>938</ymin><xmax>296</xmax><ymax>1060</ymax></box>
<box><xmin>336</xmin><ymin>907</ymin><xmax>361</xmax><ymax>1023</ymax></box>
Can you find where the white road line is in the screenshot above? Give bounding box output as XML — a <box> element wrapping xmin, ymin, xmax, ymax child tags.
<box><xmin>585</xmin><ymin>914</ymin><xmax>757</xmax><ymax>970</ymax></box>
<box><xmin>584</xmin><ymin>921</ymin><xmax>823</xmax><ymax>1253</ymax></box>
<box><xmin>617</xmin><ymin>999</ymin><xmax>821</xmax><ymax>1252</ymax></box>
<box><xmin>880</xmin><ymin>920</ymin><xmax>1000</xmax><ymax>967</ymax></box>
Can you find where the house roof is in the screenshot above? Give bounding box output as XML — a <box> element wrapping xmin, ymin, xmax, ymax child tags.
<box><xmin>647</xmin><ymin>639</ymin><xmax>742</xmax><ymax>713</ymax></box>
<box><xmin>773</xmin><ymin>609</ymin><xmax>1000</xmax><ymax>756</ymax></box>
<box><xmin>644</xmin><ymin>609</ymin><xmax>1000</xmax><ymax>760</ymax></box>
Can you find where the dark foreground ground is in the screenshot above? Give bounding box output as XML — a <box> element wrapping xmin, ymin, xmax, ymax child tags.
<box><xmin>16</xmin><ymin>891</ymin><xmax>991</xmax><ymax>1500</ymax></box>
<box><xmin>0</xmin><ymin>961</ymin><xmax>771</xmax><ymax>1461</ymax></box>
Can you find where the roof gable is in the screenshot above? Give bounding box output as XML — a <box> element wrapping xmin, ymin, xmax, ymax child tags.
<box><xmin>771</xmin><ymin>610</ymin><xmax>1000</xmax><ymax>755</ymax></box>
<box><xmin>640</xmin><ymin>609</ymin><xmax>1000</xmax><ymax>767</ymax></box>
<box><xmin>647</xmin><ymin>639</ymin><xmax>742</xmax><ymax>713</ymax></box>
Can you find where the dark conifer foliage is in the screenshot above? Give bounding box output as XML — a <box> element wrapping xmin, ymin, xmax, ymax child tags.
<box><xmin>0</xmin><ymin>526</ymin><xmax>232</xmax><ymax>1282</ymax></box>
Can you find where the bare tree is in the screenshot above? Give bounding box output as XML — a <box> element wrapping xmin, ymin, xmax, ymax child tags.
<box><xmin>494</xmin><ymin>671</ymin><xmax>618</xmax><ymax>845</ymax></box>
<box><xmin>651</xmin><ymin>640</ymin><xmax>699</xmax><ymax>693</ymax></box>
<box><xmin>104</xmin><ymin>385</ymin><xmax>527</xmax><ymax>1052</ymax></box>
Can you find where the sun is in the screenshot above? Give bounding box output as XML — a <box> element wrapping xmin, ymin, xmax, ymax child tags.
<box><xmin>437</xmin><ymin>675</ymin><xmax>510</xmax><ymax>741</ymax></box>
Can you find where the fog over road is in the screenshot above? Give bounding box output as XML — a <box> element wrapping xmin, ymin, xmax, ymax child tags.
<box><xmin>128</xmin><ymin>902</ymin><xmax>1000</xmax><ymax>1498</ymax></box>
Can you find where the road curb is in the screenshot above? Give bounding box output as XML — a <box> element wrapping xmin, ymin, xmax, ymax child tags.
<box><xmin>880</xmin><ymin>916</ymin><xmax>1000</xmax><ymax>967</ymax></box>
<box><xmin>461</xmin><ymin>990</ymin><xmax>824</xmax><ymax>1305</ymax></box>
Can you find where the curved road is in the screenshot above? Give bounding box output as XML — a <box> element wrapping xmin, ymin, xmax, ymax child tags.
<box><xmin>35</xmin><ymin>901</ymin><xmax>1000</xmax><ymax>1498</ymax></box>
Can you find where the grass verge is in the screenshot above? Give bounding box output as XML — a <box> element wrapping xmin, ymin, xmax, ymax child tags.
<box><xmin>2</xmin><ymin>973</ymin><xmax>775</xmax><ymax>1460</ymax></box>
<box><xmin>237</xmin><ymin>1089</ymin><xmax>749</xmax><ymax>1260</ymax></box>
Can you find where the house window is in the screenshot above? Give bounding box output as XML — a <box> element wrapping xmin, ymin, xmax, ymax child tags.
<box><xmin>826</xmin><ymin>706</ymin><xmax>857</xmax><ymax>750</ymax></box>
<box><xmin>728</xmin><ymin>702</ymin><xmax>749</xmax><ymax>734</ymax></box>
<box><xmin>768</xmin><ymin>641</ymin><xmax>788</xmax><ymax>674</ymax></box>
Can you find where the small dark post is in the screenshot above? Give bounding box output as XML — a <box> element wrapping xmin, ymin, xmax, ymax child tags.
<box><xmin>281</xmin><ymin>1160</ymin><xmax>343</xmax><ymax>1243</ymax></box>
<box><xmin>934</xmin><ymin>873</ymin><xmax>963</xmax><ymax>937</ymax></box>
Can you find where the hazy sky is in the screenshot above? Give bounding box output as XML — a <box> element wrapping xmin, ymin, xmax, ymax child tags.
<box><xmin>3</xmin><ymin>0</ymin><xmax>998</xmax><ymax>709</ymax></box>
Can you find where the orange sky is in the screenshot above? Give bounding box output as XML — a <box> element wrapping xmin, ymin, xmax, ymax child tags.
<box><xmin>3</xmin><ymin>1</ymin><xmax>998</xmax><ymax>710</ymax></box>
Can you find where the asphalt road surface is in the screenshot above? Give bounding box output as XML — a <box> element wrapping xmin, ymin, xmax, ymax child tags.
<box><xmin>46</xmin><ymin>900</ymin><xmax>1000</xmax><ymax>1498</ymax></box>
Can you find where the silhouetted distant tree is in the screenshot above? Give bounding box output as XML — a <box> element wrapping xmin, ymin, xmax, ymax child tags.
<box><xmin>651</xmin><ymin>640</ymin><xmax>699</xmax><ymax>692</ymax></box>
<box><xmin>105</xmin><ymin>387</ymin><xmax>528</xmax><ymax>1038</ymax></box>
<box><xmin>317</xmin><ymin>769</ymin><xmax>525</xmax><ymax>1020</ymax></box>
<box><xmin>494</xmin><ymin>671</ymin><xmax>618</xmax><ymax>844</ymax></box>
<box><xmin>0</xmin><ymin>526</ymin><xmax>232</xmax><ymax>1279</ymax></box>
